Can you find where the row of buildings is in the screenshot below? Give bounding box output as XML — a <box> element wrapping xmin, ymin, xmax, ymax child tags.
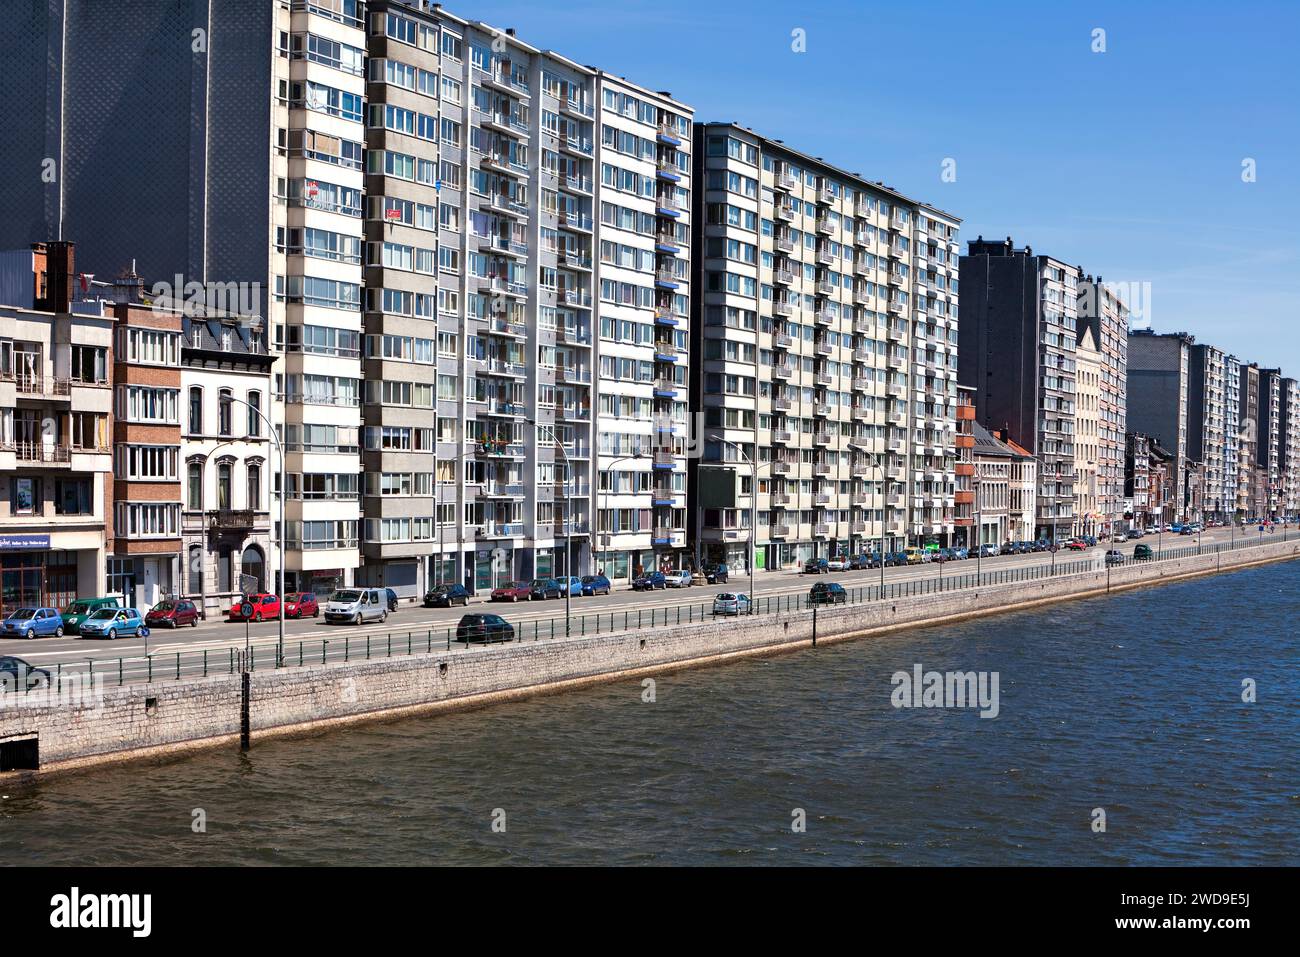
<box><xmin>2</xmin><ymin>1</ymin><xmax>1296</xmax><ymax>615</ymax></box>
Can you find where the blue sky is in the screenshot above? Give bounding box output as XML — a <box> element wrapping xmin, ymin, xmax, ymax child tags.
<box><xmin>467</xmin><ymin>0</ymin><xmax>1299</xmax><ymax>370</ymax></box>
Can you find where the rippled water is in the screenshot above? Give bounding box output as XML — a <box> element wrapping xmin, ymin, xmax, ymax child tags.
<box><xmin>4</xmin><ymin>562</ymin><xmax>1298</xmax><ymax>866</ymax></box>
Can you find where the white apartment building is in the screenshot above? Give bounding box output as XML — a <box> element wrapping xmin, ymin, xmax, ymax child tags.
<box><xmin>1073</xmin><ymin>325</ymin><xmax>1101</xmax><ymax>536</ymax></box>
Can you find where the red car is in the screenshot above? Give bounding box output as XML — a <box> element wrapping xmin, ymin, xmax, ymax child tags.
<box><xmin>145</xmin><ymin>598</ymin><xmax>200</xmax><ymax>628</ymax></box>
<box><xmin>283</xmin><ymin>592</ymin><xmax>319</xmax><ymax>619</ymax></box>
<box><xmin>1064</xmin><ymin>539</ymin><xmax>1088</xmax><ymax>551</ymax></box>
<box><xmin>228</xmin><ymin>593</ymin><xmax>281</xmax><ymax>622</ymax></box>
<box><xmin>490</xmin><ymin>580</ymin><xmax>532</xmax><ymax>602</ymax></box>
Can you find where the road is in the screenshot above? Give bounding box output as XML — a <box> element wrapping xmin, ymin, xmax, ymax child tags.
<box><xmin>0</xmin><ymin>525</ymin><xmax>1271</xmax><ymax>675</ymax></box>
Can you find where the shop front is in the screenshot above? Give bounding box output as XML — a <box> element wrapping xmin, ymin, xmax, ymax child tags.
<box><xmin>0</xmin><ymin>535</ymin><xmax>79</xmax><ymax>614</ymax></box>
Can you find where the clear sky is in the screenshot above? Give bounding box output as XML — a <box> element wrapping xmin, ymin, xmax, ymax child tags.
<box><xmin>466</xmin><ymin>0</ymin><xmax>1299</xmax><ymax>370</ymax></box>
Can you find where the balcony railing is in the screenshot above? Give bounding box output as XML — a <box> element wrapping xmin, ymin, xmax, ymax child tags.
<box><xmin>207</xmin><ymin>508</ymin><xmax>256</xmax><ymax>530</ymax></box>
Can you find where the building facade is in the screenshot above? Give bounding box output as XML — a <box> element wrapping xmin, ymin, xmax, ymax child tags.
<box><xmin>1257</xmin><ymin>368</ymin><xmax>1282</xmax><ymax>520</ymax></box>
<box><xmin>691</xmin><ymin>124</ymin><xmax>960</xmax><ymax>570</ymax></box>
<box><xmin>1126</xmin><ymin>329</ymin><xmax>1192</xmax><ymax>521</ymax></box>
<box><xmin>1280</xmin><ymin>377</ymin><xmax>1300</xmax><ymax>519</ymax></box>
<box><xmin>1073</xmin><ymin>324</ymin><xmax>1101</xmax><ymax>536</ymax></box>
<box><xmin>1188</xmin><ymin>342</ymin><xmax>1229</xmax><ymax>522</ymax></box>
<box><xmin>1076</xmin><ymin>276</ymin><xmax>1128</xmax><ymax>535</ymax></box>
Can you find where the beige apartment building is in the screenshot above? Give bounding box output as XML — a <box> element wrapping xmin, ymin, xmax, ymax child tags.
<box><xmin>1073</xmin><ymin>323</ymin><xmax>1101</xmax><ymax>536</ymax></box>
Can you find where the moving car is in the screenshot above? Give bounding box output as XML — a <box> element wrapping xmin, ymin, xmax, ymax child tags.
<box><xmin>809</xmin><ymin>581</ymin><xmax>847</xmax><ymax>605</ymax></box>
<box><xmin>701</xmin><ymin>563</ymin><xmax>729</xmax><ymax>584</ymax></box>
<box><xmin>324</xmin><ymin>588</ymin><xmax>389</xmax><ymax>624</ymax></box>
<box><xmin>665</xmin><ymin>569</ymin><xmax>693</xmax><ymax>588</ymax></box>
<box><xmin>631</xmin><ymin>571</ymin><xmax>667</xmax><ymax>591</ymax></box>
<box><xmin>1064</xmin><ymin>539</ymin><xmax>1088</xmax><ymax>551</ymax></box>
<box><xmin>425</xmin><ymin>584</ymin><xmax>471</xmax><ymax>608</ymax></box>
<box><xmin>580</xmin><ymin>574</ymin><xmax>612</xmax><ymax>596</ymax></box>
<box><xmin>0</xmin><ymin>656</ymin><xmax>51</xmax><ymax>691</ymax></box>
<box><xmin>228</xmin><ymin>593</ymin><xmax>280</xmax><ymax>622</ymax></box>
<box><xmin>2</xmin><ymin>607</ymin><xmax>65</xmax><ymax>639</ymax></box>
<box><xmin>1132</xmin><ymin>544</ymin><xmax>1154</xmax><ymax>561</ymax></box>
<box><xmin>712</xmin><ymin>592</ymin><xmax>751</xmax><ymax>616</ymax></box>
<box><xmin>145</xmin><ymin>599</ymin><xmax>199</xmax><ymax>628</ymax></box>
<box><xmin>490</xmin><ymin>581</ymin><xmax>532</xmax><ymax>602</ymax></box>
<box><xmin>1104</xmin><ymin>550</ymin><xmax>1125</xmax><ymax>566</ymax></box>
<box><xmin>456</xmin><ymin>613</ymin><xmax>515</xmax><ymax>644</ymax></box>
<box><xmin>803</xmin><ymin>557</ymin><xmax>829</xmax><ymax>574</ymax></box>
<box><xmin>1128</xmin><ymin>528</ymin><xmax>1144</xmax><ymax>539</ymax></box>
<box><xmin>283</xmin><ymin>592</ymin><xmax>319</xmax><ymax>619</ymax></box>
<box><xmin>529</xmin><ymin>578</ymin><xmax>564</xmax><ymax>600</ymax></box>
<box><xmin>77</xmin><ymin>607</ymin><xmax>146</xmax><ymax>640</ymax></box>
<box><xmin>61</xmin><ymin>597</ymin><xmax>120</xmax><ymax>634</ymax></box>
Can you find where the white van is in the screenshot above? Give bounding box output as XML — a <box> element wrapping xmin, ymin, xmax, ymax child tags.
<box><xmin>324</xmin><ymin>588</ymin><xmax>389</xmax><ymax>625</ymax></box>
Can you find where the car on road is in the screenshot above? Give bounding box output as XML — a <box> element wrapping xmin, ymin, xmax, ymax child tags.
<box><xmin>665</xmin><ymin>569</ymin><xmax>693</xmax><ymax>588</ymax></box>
<box><xmin>580</xmin><ymin>574</ymin><xmax>612</xmax><ymax>596</ymax></box>
<box><xmin>712</xmin><ymin>592</ymin><xmax>752</xmax><ymax>616</ymax></box>
<box><xmin>282</xmin><ymin>592</ymin><xmax>319</xmax><ymax>619</ymax></box>
<box><xmin>1032</xmin><ymin>540</ymin><xmax>1050</xmax><ymax>552</ymax></box>
<box><xmin>631</xmin><ymin>571</ymin><xmax>667</xmax><ymax>591</ymax></box>
<box><xmin>61</xmin><ymin>596</ymin><xmax>120</xmax><ymax>634</ymax></box>
<box><xmin>456</xmin><ymin>613</ymin><xmax>515</xmax><ymax>644</ymax></box>
<box><xmin>77</xmin><ymin>607</ymin><xmax>146</xmax><ymax>640</ymax></box>
<box><xmin>809</xmin><ymin>581</ymin><xmax>847</xmax><ymax>605</ymax></box>
<box><xmin>490</xmin><ymin>581</ymin><xmax>532</xmax><ymax>602</ymax></box>
<box><xmin>2</xmin><ymin>607</ymin><xmax>65</xmax><ymax>639</ymax></box>
<box><xmin>701</xmin><ymin>563</ymin><xmax>729</xmax><ymax>584</ymax></box>
<box><xmin>1179</xmin><ymin>526</ymin><xmax>1196</xmax><ymax>535</ymax></box>
<box><xmin>1133</xmin><ymin>544</ymin><xmax>1154</xmax><ymax>561</ymax></box>
<box><xmin>424</xmin><ymin>584</ymin><xmax>471</xmax><ymax>608</ymax></box>
<box><xmin>529</xmin><ymin>578</ymin><xmax>565</xmax><ymax>600</ymax></box>
<box><xmin>1128</xmin><ymin>528</ymin><xmax>1144</xmax><ymax>539</ymax></box>
<box><xmin>803</xmin><ymin>557</ymin><xmax>829</xmax><ymax>574</ymax></box>
<box><xmin>903</xmin><ymin>547</ymin><xmax>928</xmax><ymax>565</ymax></box>
<box><xmin>1104</xmin><ymin>550</ymin><xmax>1125</xmax><ymax>566</ymax></box>
<box><xmin>886</xmin><ymin>551</ymin><xmax>909</xmax><ymax>567</ymax></box>
<box><xmin>145</xmin><ymin>599</ymin><xmax>199</xmax><ymax>628</ymax></box>
<box><xmin>0</xmin><ymin>656</ymin><xmax>51</xmax><ymax>692</ymax></box>
<box><xmin>1171</xmin><ymin>523</ymin><xmax>1184</xmax><ymax>533</ymax></box>
<box><xmin>229</xmin><ymin>593</ymin><xmax>280</xmax><ymax>622</ymax></box>
<box><xmin>324</xmin><ymin>588</ymin><xmax>389</xmax><ymax>625</ymax></box>
<box><xmin>952</xmin><ymin>547</ymin><xmax>969</xmax><ymax>561</ymax></box>
<box><xmin>826</xmin><ymin>556</ymin><xmax>848</xmax><ymax>572</ymax></box>
<box><xmin>552</xmin><ymin>576</ymin><xmax>583</xmax><ymax>597</ymax></box>
<box><xmin>1083</xmin><ymin>535</ymin><xmax>1098</xmax><ymax>547</ymax></box>
<box><xmin>1111</xmin><ymin>532</ymin><xmax>1128</xmax><ymax>544</ymax></box>
<box><xmin>1064</xmin><ymin>539</ymin><xmax>1088</xmax><ymax>551</ymax></box>
<box><xmin>978</xmin><ymin>543</ymin><xmax>1000</xmax><ymax>558</ymax></box>
<box><xmin>690</xmin><ymin>571</ymin><xmax>708</xmax><ymax>586</ymax></box>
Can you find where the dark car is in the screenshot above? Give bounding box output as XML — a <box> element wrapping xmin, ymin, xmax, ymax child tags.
<box><xmin>809</xmin><ymin>581</ymin><xmax>847</xmax><ymax>605</ymax></box>
<box><xmin>283</xmin><ymin>592</ymin><xmax>319</xmax><ymax>619</ymax></box>
<box><xmin>1032</xmin><ymin>540</ymin><xmax>1050</xmax><ymax>552</ymax></box>
<box><xmin>887</xmin><ymin>551</ymin><xmax>909</xmax><ymax>567</ymax></box>
<box><xmin>0</xmin><ymin>656</ymin><xmax>51</xmax><ymax>692</ymax></box>
<box><xmin>952</xmin><ymin>547</ymin><xmax>969</xmax><ymax>560</ymax></box>
<box><xmin>1105</xmin><ymin>549</ymin><xmax>1125</xmax><ymax>565</ymax></box>
<box><xmin>932</xmin><ymin>548</ymin><xmax>953</xmax><ymax>563</ymax></box>
<box><xmin>456</xmin><ymin>613</ymin><xmax>515</xmax><ymax>644</ymax></box>
<box><xmin>580</xmin><ymin>574</ymin><xmax>612</xmax><ymax>596</ymax></box>
<box><xmin>631</xmin><ymin>571</ymin><xmax>667</xmax><ymax>591</ymax></box>
<box><xmin>1083</xmin><ymin>535</ymin><xmax>1098</xmax><ymax>547</ymax></box>
<box><xmin>1132</xmin><ymin>543</ymin><xmax>1154</xmax><ymax>561</ymax></box>
<box><xmin>863</xmin><ymin>553</ymin><xmax>884</xmax><ymax>569</ymax></box>
<box><xmin>702</xmin><ymin>563</ymin><xmax>729</xmax><ymax>584</ymax></box>
<box><xmin>529</xmin><ymin>578</ymin><xmax>564</xmax><ymax>600</ymax></box>
<box><xmin>424</xmin><ymin>584</ymin><xmax>471</xmax><ymax>607</ymax></box>
<box><xmin>803</xmin><ymin>557</ymin><xmax>829</xmax><ymax>574</ymax></box>
<box><xmin>145</xmin><ymin>599</ymin><xmax>199</xmax><ymax>628</ymax></box>
<box><xmin>1000</xmin><ymin>542</ymin><xmax>1017</xmax><ymax>556</ymax></box>
<box><xmin>490</xmin><ymin>581</ymin><xmax>532</xmax><ymax>602</ymax></box>
<box><xmin>384</xmin><ymin>588</ymin><xmax>399</xmax><ymax>612</ymax></box>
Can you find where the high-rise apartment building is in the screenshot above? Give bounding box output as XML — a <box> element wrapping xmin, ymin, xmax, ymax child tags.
<box><xmin>1223</xmin><ymin>356</ymin><xmax>1242</xmax><ymax>519</ymax></box>
<box><xmin>1076</xmin><ymin>276</ymin><xmax>1128</xmax><ymax>534</ymax></box>
<box><xmin>691</xmin><ymin>124</ymin><xmax>960</xmax><ymax>570</ymax></box>
<box><xmin>1257</xmin><ymin>368</ymin><xmax>1283</xmax><ymax>519</ymax></box>
<box><xmin>1280</xmin><ymin>377</ymin><xmax>1300</xmax><ymax>517</ymax></box>
<box><xmin>958</xmin><ymin>238</ymin><xmax>1078</xmax><ymax>541</ymax></box>
<box><xmin>1188</xmin><ymin>342</ymin><xmax>1230</xmax><ymax>521</ymax></box>
<box><xmin>1127</xmin><ymin>329</ymin><xmax>1193</xmax><ymax>521</ymax></box>
<box><xmin>1073</xmin><ymin>324</ymin><xmax>1101</xmax><ymax>536</ymax></box>
<box><xmin>1237</xmin><ymin>362</ymin><xmax>1259</xmax><ymax>517</ymax></box>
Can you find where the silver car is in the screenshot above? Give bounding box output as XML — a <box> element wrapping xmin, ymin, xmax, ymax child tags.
<box><xmin>323</xmin><ymin>588</ymin><xmax>389</xmax><ymax>625</ymax></box>
<box><xmin>712</xmin><ymin>592</ymin><xmax>751</xmax><ymax>616</ymax></box>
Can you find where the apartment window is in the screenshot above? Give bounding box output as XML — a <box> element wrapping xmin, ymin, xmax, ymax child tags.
<box><xmin>187</xmin><ymin>545</ymin><xmax>203</xmax><ymax>595</ymax></box>
<box><xmin>218</xmin><ymin>389</ymin><xmax>233</xmax><ymax>436</ymax></box>
<box><xmin>187</xmin><ymin>462</ymin><xmax>203</xmax><ymax>510</ymax></box>
<box><xmin>71</xmin><ymin>344</ymin><xmax>108</xmax><ymax>382</ymax></box>
<box><xmin>10</xmin><ymin>477</ymin><xmax>38</xmax><ymax>515</ymax></box>
<box><xmin>118</xmin><ymin>386</ymin><xmax>179</xmax><ymax>425</ymax></box>
<box><xmin>247</xmin><ymin>464</ymin><xmax>261</xmax><ymax>511</ymax></box>
<box><xmin>116</xmin><ymin>502</ymin><xmax>181</xmax><ymax>539</ymax></box>
<box><xmin>188</xmin><ymin>387</ymin><xmax>203</xmax><ymax>434</ymax></box>
<box><xmin>217</xmin><ymin>462</ymin><xmax>232</xmax><ymax>510</ymax></box>
<box><xmin>247</xmin><ymin>391</ymin><xmax>262</xmax><ymax>437</ymax></box>
<box><xmin>54</xmin><ymin>478</ymin><xmax>92</xmax><ymax>516</ymax></box>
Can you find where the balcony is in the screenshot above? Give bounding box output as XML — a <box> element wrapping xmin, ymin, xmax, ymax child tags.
<box><xmin>772</xmin><ymin>397</ymin><xmax>792</xmax><ymax>412</ymax></box>
<box><xmin>474</xmin><ymin>439</ymin><xmax>526</xmax><ymax>458</ymax></box>
<box><xmin>773</xmin><ymin>332</ymin><xmax>793</xmax><ymax>349</ymax></box>
<box><xmin>653</xmin><ymin>378</ymin><xmax>679</xmax><ymax>397</ymax></box>
<box><xmin>813</xmin><ymin>462</ymin><xmax>832</xmax><ymax>476</ymax></box>
<box><xmin>769</xmin><ymin>492</ymin><xmax>791</xmax><ymax>505</ymax></box>
<box><xmin>13</xmin><ymin>374</ymin><xmax>73</xmax><ymax>399</ymax></box>
<box><xmin>775</xmin><ymin>235</ymin><xmax>795</xmax><ymax>253</ymax></box>
<box><xmin>772</xmin><ymin>363</ymin><xmax>794</xmax><ymax>380</ymax></box>
<box><xmin>813</xmin><ymin>339</ymin><xmax>833</xmax><ymax>356</ymax></box>
<box><xmin>814</xmin><ymin>431</ymin><xmax>833</xmax><ymax>445</ymax></box>
<box><xmin>812</xmin><ymin>403</ymin><xmax>832</xmax><ymax>417</ymax></box>
<box><xmin>652</xmin><ymin>451</ymin><xmax>676</xmax><ymax>469</ymax></box>
<box><xmin>813</xmin><ymin>492</ymin><xmax>831</xmax><ymax>505</ymax></box>
<box><xmin>771</xmin><ymin>524</ymin><xmax>791</xmax><ymax>538</ymax></box>
<box><xmin>813</xmin><ymin>523</ymin><xmax>832</xmax><ymax>537</ymax></box>
<box><xmin>772</xmin><ymin>460</ymin><xmax>792</xmax><ymax>475</ymax></box>
<box><xmin>207</xmin><ymin>508</ymin><xmax>255</xmax><ymax>530</ymax></box>
<box><xmin>816</xmin><ymin>184</ymin><xmax>835</xmax><ymax>204</ymax></box>
<box><xmin>772</xmin><ymin>428</ymin><xmax>793</xmax><ymax>444</ymax></box>
<box><xmin>484</xmin><ymin>482</ymin><xmax>526</xmax><ymax>499</ymax></box>
<box><xmin>774</xmin><ymin>203</ymin><xmax>794</xmax><ymax>222</ymax></box>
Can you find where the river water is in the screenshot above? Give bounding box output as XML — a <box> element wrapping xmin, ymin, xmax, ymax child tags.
<box><xmin>4</xmin><ymin>561</ymin><xmax>1298</xmax><ymax>866</ymax></box>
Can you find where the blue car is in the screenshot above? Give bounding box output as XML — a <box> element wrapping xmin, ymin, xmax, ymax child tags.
<box><xmin>557</xmin><ymin>576</ymin><xmax>583</xmax><ymax>596</ymax></box>
<box><xmin>76</xmin><ymin>606</ymin><xmax>147</xmax><ymax>640</ymax></box>
<box><xmin>2</xmin><ymin>607</ymin><xmax>65</xmax><ymax>639</ymax></box>
<box><xmin>580</xmin><ymin>574</ymin><xmax>611</xmax><ymax>596</ymax></box>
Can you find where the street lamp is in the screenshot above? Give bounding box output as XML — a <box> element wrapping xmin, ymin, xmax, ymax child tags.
<box><xmin>600</xmin><ymin>451</ymin><xmax>643</xmax><ymax>580</ymax></box>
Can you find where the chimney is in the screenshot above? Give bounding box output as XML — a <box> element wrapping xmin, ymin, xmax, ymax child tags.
<box><xmin>34</xmin><ymin>240</ymin><xmax>75</xmax><ymax>313</ymax></box>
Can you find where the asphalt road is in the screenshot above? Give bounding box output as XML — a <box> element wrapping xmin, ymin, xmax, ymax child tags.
<box><xmin>2</xmin><ymin>525</ymin><xmax>1267</xmax><ymax>679</ymax></box>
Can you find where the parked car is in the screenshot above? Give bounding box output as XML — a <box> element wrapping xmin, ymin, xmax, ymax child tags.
<box><xmin>228</xmin><ymin>593</ymin><xmax>280</xmax><ymax>622</ymax></box>
<box><xmin>145</xmin><ymin>599</ymin><xmax>199</xmax><ymax>629</ymax></box>
<box><xmin>803</xmin><ymin>557</ymin><xmax>829</xmax><ymax>574</ymax></box>
<box><xmin>324</xmin><ymin>588</ymin><xmax>389</xmax><ymax>625</ymax></box>
<box><xmin>456</xmin><ymin>613</ymin><xmax>515</xmax><ymax>644</ymax></box>
<box><xmin>1112</xmin><ymin>532</ymin><xmax>1128</xmax><ymax>544</ymax></box>
<box><xmin>665</xmin><ymin>569</ymin><xmax>693</xmax><ymax>588</ymax></box>
<box><xmin>1064</xmin><ymin>539</ymin><xmax>1088</xmax><ymax>551</ymax></box>
<box><xmin>425</xmin><ymin>584</ymin><xmax>471</xmax><ymax>608</ymax></box>
<box><xmin>904</xmin><ymin>547</ymin><xmax>928</xmax><ymax>565</ymax></box>
<box><xmin>1133</xmin><ymin>543</ymin><xmax>1154</xmax><ymax>561</ymax></box>
<box><xmin>529</xmin><ymin>578</ymin><xmax>565</xmax><ymax>600</ymax></box>
<box><xmin>1171</xmin><ymin>523</ymin><xmax>1184</xmax><ymax>533</ymax></box>
<box><xmin>631</xmin><ymin>571</ymin><xmax>667</xmax><ymax>591</ymax></box>
<box><xmin>61</xmin><ymin>596</ymin><xmax>121</xmax><ymax>634</ymax></box>
<box><xmin>580</xmin><ymin>574</ymin><xmax>612</xmax><ymax>596</ymax></box>
<box><xmin>690</xmin><ymin>571</ymin><xmax>707</xmax><ymax>586</ymax></box>
<box><xmin>712</xmin><ymin>592</ymin><xmax>752</xmax><ymax>616</ymax></box>
<box><xmin>491</xmin><ymin>581</ymin><xmax>533</xmax><ymax>602</ymax></box>
<box><xmin>384</xmin><ymin>588</ymin><xmax>399</xmax><ymax>612</ymax></box>
<box><xmin>978</xmin><ymin>543</ymin><xmax>1000</xmax><ymax>558</ymax></box>
<box><xmin>826</xmin><ymin>556</ymin><xmax>848</xmax><ymax>572</ymax></box>
<box><xmin>1083</xmin><ymin>535</ymin><xmax>1099</xmax><ymax>547</ymax></box>
<box><xmin>1032</xmin><ymin>540</ymin><xmax>1050</xmax><ymax>552</ymax></box>
<box><xmin>701</xmin><ymin>563</ymin><xmax>729</xmax><ymax>584</ymax></box>
<box><xmin>952</xmin><ymin>547</ymin><xmax>969</xmax><ymax>561</ymax></box>
<box><xmin>809</xmin><ymin>581</ymin><xmax>847</xmax><ymax>605</ymax></box>
<box><xmin>861</xmin><ymin>553</ymin><xmax>884</xmax><ymax>569</ymax></box>
<box><xmin>932</xmin><ymin>548</ymin><xmax>953</xmax><ymax>563</ymax></box>
<box><xmin>77</xmin><ymin>607</ymin><xmax>146</xmax><ymax>640</ymax></box>
<box><xmin>0</xmin><ymin>656</ymin><xmax>51</xmax><ymax>691</ymax></box>
<box><xmin>282</xmin><ymin>592</ymin><xmax>319</xmax><ymax>619</ymax></box>
<box><xmin>886</xmin><ymin>551</ymin><xmax>909</xmax><ymax>567</ymax></box>
<box><xmin>1105</xmin><ymin>550</ymin><xmax>1125</xmax><ymax>565</ymax></box>
<box><xmin>555</xmin><ymin>576</ymin><xmax>584</xmax><ymax>596</ymax></box>
<box><xmin>1128</xmin><ymin>528</ymin><xmax>1144</xmax><ymax>539</ymax></box>
<box><xmin>2</xmin><ymin>607</ymin><xmax>65</xmax><ymax>639</ymax></box>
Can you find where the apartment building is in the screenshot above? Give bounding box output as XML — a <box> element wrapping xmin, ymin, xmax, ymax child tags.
<box><xmin>993</xmin><ymin>428</ymin><xmax>1037</xmax><ymax>542</ymax></box>
<box><xmin>971</xmin><ymin>422</ymin><xmax>1019</xmax><ymax>546</ymax></box>
<box><xmin>1126</xmin><ymin>329</ymin><xmax>1193</xmax><ymax>521</ymax></box>
<box><xmin>954</xmin><ymin>386</ymin><xmax>976</xmax><ymax>545</ymax></box>
<box><xmin>1223</xmin><ymin>356</ymin><xmax>1242</xmax><ymax>520</ymax></box>
<box><xmin>1076</xmin><ymin>276</ymin><xmax>1128</xmax><ymax>534</ymax></box>
<box><xmin>1124</xmin><ymin>431</ymin><xmax>1152</xmax><ymax>530</ymax></box>
<box><xmin>690</xmin><ymin>124</ymin><xmax>959</xmax><ymax>570</ymax></box>
<box><xmin>108</xmin><ymin>287</ymin><xmax>184</xmax><ymax>609</ymax></box>
<box><xmin>1281</xmin><ymin>377</ymin><xmax>1300</xmax><ymax>518</ymax></box>
<box><xmin>958</xmin><ymin>238</ymin><xmax>1077</xmax><ymax>541</ymax></box>
<box><xmin>0</xmin><ymin>243</ymin><xmax>114</xmax><ymax>612</ymax></box>
<box><xmin>1257</xmin><ymin>368</ymin><xmax>1283</xmax><ymax>519</ymax></box>
<box><xmin>182</xmin><ymin>315</ymin><xmax>279</xmax><ymax>618</ymax></box>
<box><xmin>1188</xmin><ymin>343</ymin><xmax>1230</xmax><ymax>522</ymax></box>
<box><xmin>1073</xmin><ymin>324</ymin><xmax>1101</xmax><ymax>536</ymax></box>
<box><xmin>1238</xmin><ymin>361</ymin><xmax>1260</xmax><ymax>518</ymax></box>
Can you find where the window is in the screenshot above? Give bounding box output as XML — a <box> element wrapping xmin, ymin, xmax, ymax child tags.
<box><xmin>11</xmin><ymin>477</ymin><xmax>37</xmax><ymax>515</ymax></box>
<box><xmin>189</xmin><ymin>387</ymin><xmax>203</xmax><ymax>434</ymax></box>
<box><xmin>218</xmin><ymin>389</ymin><xmax>233</xmax><ymax>436</ymax></box>
<box><xmin>118</xmin><ymin>386</ymin><xmax>179</xmax><ymax>424</ymax></box>
<box><xmin>54</xmin><ymin>478</ymin><xmax>92</xmax><ymax>515</ymax></box>
<box><xmin>247</xmin><ymin>464</ymin><xmax>261</xmax><ymax>512</ymax></box>
<box><xmin>187</xmin><ymin>545</ymin><xmax>203</xmax><ymax>595</ymax></box>
<box><xmin>217</xmin><ymin>462</ymin><xmax>232</xmax><ymax>510</ymax></box>
<box><xmin>188</xmin><ymin>462</ymin><xmax>203</xmax><ymax>510</ymax></box>
<box><xmin>247</xmin><ymin>391</ymin><xmax>262</xmax><ymax>437</ymax></box>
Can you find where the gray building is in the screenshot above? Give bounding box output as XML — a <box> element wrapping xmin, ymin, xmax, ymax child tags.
<box><xmin>1126</xmin><ymin>329</ymin><xmax>1193</xmax><ymax>521</ymax></box>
